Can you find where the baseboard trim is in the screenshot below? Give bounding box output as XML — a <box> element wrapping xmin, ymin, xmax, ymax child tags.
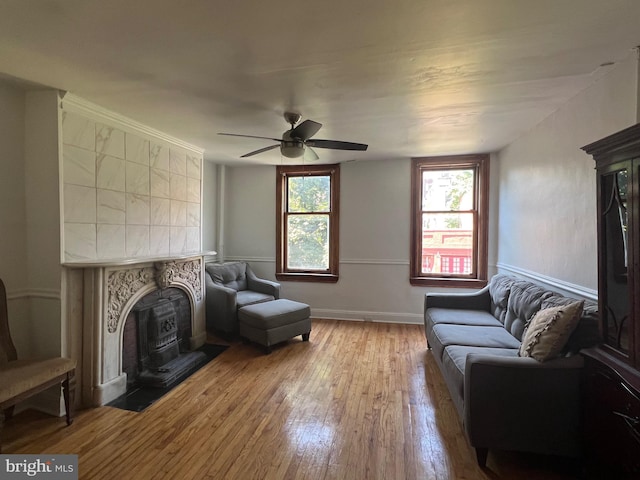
<box><xmin>496</xmin><ymin>263</ymin><xmax>597</xmax><ymax>301</ymax></box>
<box><xmin>311</xmin><ymin>308</ymin><xmax>422</xmax><ymax>325</ymax></box>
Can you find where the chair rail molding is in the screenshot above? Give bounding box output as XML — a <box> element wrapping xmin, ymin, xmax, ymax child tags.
<box><xmin>224</xmin><ymin>256</ymin><xmax>409</xmax><ymax>266</ymax></box>
<box><xmin>5</xmin><ymin>288</ymin><xmax>61</xmax><ymax>301</ymax></box>
<box><xmin>496</xmin><ymin>263</ymin><xmax>597</xmax><ymax>301</ymax></box>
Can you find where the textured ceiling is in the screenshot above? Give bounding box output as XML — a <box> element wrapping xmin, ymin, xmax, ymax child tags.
<box><xmin>0</xmin><ymin>0</ymin><xmax>639</xmax><ymax>164</ymax></box>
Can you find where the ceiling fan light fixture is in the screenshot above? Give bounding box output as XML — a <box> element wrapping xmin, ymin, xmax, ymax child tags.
<box><xmin>280</xmin><ymin>140</ymin><xmax>305</xmax><ymax>158</ymax></box>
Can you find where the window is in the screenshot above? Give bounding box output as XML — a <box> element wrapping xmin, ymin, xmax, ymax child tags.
<box><xmin>276</xmin><ymin>164</ymin><xmax>340</xmax><ymax>282</ymax></box>
<box><xmin>410</xmin><ymin>155</ymin><xmax>489</xmax><ymax>287</ymax></box>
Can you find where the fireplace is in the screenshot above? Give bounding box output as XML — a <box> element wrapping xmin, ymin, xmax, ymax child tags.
<box><xmin>64</xmin><ymin>254</ymin><xmax>210</xmax><ymax>406</ymax></box>
<box><xmin>123</xmin><ymin>288</ymin><xmax>207</xmax><ymax>389</ymax></box>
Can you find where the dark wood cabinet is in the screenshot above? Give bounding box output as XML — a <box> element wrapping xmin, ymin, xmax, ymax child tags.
<box><xmin>582</xmin><ymin>124</ymin><xmax>640</xmax><ymax>476</ymax></box>
<box><xmin>582</xmin><ymin>348</ymin><xmax>640</xmax><ymax>477</ymax></box>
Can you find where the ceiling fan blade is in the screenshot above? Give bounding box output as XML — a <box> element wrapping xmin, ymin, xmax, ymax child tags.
<box><xmin>306</xmin><ymin>147</ymin><xmax>319</xmax><ymax>161</ymax></box>
<box><xmin>290</xmin><ymin>119</ymin><xmax>322</xmax><ymax>141</ymax></box>
<box><xmin>240</xmin><ymin>144</ymin><xmax>280</xmax><ymax>158</ymax></box>
<box><xmin>306</xmin><ymin>139</ymin><xmax>368</xmax><ymax>151</ymax></box>
<box><xmin>219</xmin><ymin>132</ymin><xmax>282</xmax><ymax>142</ymax></box>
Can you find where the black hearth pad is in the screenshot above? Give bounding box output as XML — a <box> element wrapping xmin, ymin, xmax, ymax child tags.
<box><xmin>107</xmin><ymin>343</ymin><xmax>228</xmax><ymax>412</ymax></box>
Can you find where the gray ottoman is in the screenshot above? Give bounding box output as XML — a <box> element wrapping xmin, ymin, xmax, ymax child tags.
<box><xmin>238</xmin><ymin>299</ymin><xmax>311</xmax><ymax>354</ymax></box>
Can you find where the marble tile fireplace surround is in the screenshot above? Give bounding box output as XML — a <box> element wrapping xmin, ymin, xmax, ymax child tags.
<box><xmin>57</xmin><ymin>94</ymin><xmax>211</xmax><ymax>407</ymax></box>
<box><xmin>66</xmin><ymin>253</ymin><xmax>210</xmax><ymax>407</ymax></box>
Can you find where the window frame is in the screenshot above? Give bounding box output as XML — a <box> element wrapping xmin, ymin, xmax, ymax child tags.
<box><xmin>276</xmin><ymin>164</ymin><xmax>340</xmax><ymax>283</ymax></box>
<box><xmin>410</xmin><ymin>154</ymin><xmax>489</xmax><ymax>287</ymax></box>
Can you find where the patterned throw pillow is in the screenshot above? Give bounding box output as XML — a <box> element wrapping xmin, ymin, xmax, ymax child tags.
<box><xmin>519</xmin><ymin>300</ymin><xmax>584</xmax><ymax>361</ymax></box>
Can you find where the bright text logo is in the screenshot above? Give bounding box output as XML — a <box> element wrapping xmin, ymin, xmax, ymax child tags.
<box><xmin>0</xmin><ymin>455</ymin><xmax>77</xmax><ymax>479</ymax></box>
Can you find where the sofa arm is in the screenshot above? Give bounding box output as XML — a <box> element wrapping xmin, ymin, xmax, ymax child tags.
<box><xmin>205</xmin><ymin>275</ymin><xmax>238</xmax><ymax>332</ymax></box>
<box><xmin>246</xmin><ymin>268</ymin><xmax>280</xmax><ymax>299</ymax></box>
<box><xmin>424</xmin><ymin>284</ymin><xmax>491</xmax><ymax>316</ymax></box>
<box><xmin>464</xmin><ymin>353</ymin><xmax>584</xmax><ymax>457</ymax></box>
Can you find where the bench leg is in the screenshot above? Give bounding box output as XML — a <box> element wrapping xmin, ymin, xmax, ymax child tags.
<box><xmin>0</xmin><ymin>406</ymin><xmax>15</xmax><ymax>454</ymax></box>
<box><xmin>475</xmin><ymin>447</ymin><xmax>488</xmax><ymax>467</ymax></box>
<box><xmin>0</xmin><ymin>409</ymin><xmax>4</xmax><ymax>454</ymax></box>
<box><xmin>302</xmin><ymin>332</ymin><xmax>310</xmax><ymax>342</ymax></box>
<box><xmin>62</xmin><ymin>370</ymin><xmax>76</xmax><ymax>426</ymax></box>
<box><xmin>4</xmin><ymin>406</ymin><xmax>15</xmax><ymax>421</ymax></box>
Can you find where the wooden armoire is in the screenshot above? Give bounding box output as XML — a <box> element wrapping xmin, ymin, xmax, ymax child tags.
<box><xmin>582</xmin><ymin>123</ymin><xmax>640</xmax><ymax>477</ymax></box>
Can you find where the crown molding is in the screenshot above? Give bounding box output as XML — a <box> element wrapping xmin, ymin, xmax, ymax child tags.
<box><xmin>61</xmin><ymin>93</ymin><xmax>205</xmax><ymax>155</ymax></box>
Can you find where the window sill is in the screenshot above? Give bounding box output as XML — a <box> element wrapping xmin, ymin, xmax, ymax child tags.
<box><xmin>276</xmin><ymin>273</ymin><xmax>339</xmax><ymax>283</ymax></box>
<box><xmin>410</xmin><ymin>277</ymin><xmax>487</xmax><ymax>288</ymax></box>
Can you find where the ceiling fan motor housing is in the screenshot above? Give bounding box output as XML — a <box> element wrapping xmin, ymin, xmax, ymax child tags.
<box><xmin>284</xmin><ymin>111</ymin><xmax>302</xmax><ymax>126</ymax></box>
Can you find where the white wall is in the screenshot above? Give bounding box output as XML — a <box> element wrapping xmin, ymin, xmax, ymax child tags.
<box><xmin>217</xmin><ymin>59</ymin><xmax>639</xmax><ymax>321</ymax></box>
<box><xmin>202</xmin><ymin>160</ymin><xmax>218</xmax><ymax>255</ymax></box>
<box><xmin>496</xmin><ymin>52</ymin><xmax>639</xmax><ymax>295</ymax></box>
<box><xmin>222</xmin><ymin>158</ymin><xmax>499</xmax><ymax>324</ymax></box>
<box><xmin>24</xmin><ymin>90</ymin><xmax>63</xmax><ymax>358</ymax></box>
<box><xmin>0</xmin><ymin>81</ymin><xmax>30</xmax><ymax>354</ymax></box>
<box><xmin>0</xmin><ymin>86</ymin><xmax>65</xmax><ymax>361</ymax></box>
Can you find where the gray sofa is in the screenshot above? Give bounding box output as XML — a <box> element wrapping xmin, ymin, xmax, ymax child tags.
<box><xmin>205</xmin><ymin>262</ymin><xmax>280</xmax><ymax>335</ymax></box>
<box><xmin>424</xmin><ymin>274</ymin><xmax>600</xmax><ymax>466</ymax></box>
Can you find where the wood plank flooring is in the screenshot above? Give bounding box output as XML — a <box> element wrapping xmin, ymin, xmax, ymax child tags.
<box><xmin>2</xmin><ymin>319</ymin><xmax>581</xmax><ymax>479</ymax></box>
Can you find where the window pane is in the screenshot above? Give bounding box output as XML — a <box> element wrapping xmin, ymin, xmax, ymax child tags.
<box><xmin>421</xmin><ymin>212</ymin><xmax>474</xmax><ymax>275</ymax></box>
<box><xmin>422</xmin><ymin>169</ymin><xmax>474</xmax><ymax>211</ymax></box>
<box><xmin>287</xmin><ymin>214</ymin><xmax>329</xmax><ymax>270</ymax></box>
<box><xmin>288</xmin><ymin>176</ymin><xmax>330</xmax><ymax>213</ymax></box>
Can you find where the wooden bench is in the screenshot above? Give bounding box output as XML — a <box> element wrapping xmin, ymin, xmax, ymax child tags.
<box><xmin>0</xmin><ymin>278</ymin><xmax>76</xmax><ymax>453</ymax></box>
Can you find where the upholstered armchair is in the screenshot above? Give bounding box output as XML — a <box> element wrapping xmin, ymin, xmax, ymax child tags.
<box><xmin>204</xmin><ymin>262</ymin><xmax>280</xmax><ymax>335</ymax></box>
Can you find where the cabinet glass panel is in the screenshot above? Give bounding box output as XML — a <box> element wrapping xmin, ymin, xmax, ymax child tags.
<box><xmin>601</xmin><ymin>168</ymin><xmax>630</xmax><ymax>354</ymax></box>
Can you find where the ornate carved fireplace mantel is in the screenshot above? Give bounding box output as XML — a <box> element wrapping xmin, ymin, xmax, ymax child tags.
<box><xmin>64</xmin><ymin>252</ymin><xmax>214</xmax><ymax>406</ymax></box>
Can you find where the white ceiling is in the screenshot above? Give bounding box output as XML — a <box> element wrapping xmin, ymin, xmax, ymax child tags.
<box><xmin>0</xmin><ymin>0</ymin><xmax>639</xmax><ymax>165</ymax></box>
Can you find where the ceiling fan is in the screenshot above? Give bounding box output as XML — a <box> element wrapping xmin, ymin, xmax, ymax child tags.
<box><xmin>218</xmin><ymin>111</ymin><xmax>368</xmax><ymax>160</ymax></box>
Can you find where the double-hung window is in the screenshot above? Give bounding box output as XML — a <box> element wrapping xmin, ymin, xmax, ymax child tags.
<box><xmin>276</xmin><ymin>164</ymin><xmax>340</xmax><ymax>282</ymax></box>
<box><xmin>410</xmin><ymin>155</ymin><xmax>489</xmax><ymax>287</ymax></box>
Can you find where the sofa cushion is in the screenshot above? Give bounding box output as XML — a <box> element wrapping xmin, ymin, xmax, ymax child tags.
<box><xmin>431</xmin><ymin>324</ymin><xmax>521</xmax><ymax>360</ymax></box>
<box><xmin>205</xmin><ymin>262</ymin><xmax>248</xmax><ymax>291</ymax></box>
<box><xmin>0</xmin><ymin>357</ymin><xmax>76</xmax><ymax>404</ymax></box>
<box><xmin>236</xmin><ymin>290</ymin><xmax>275</xmax><ymax>309</ymax></box>
<box><xmin>426</xmin><ymin>308</ymin><xmax>503</xmax><ymax>327</ymax></box>
<box><xmin>488</xmin><ymin>274</ymin><xmax>515</xmax><ymax>324</ymax></box>
<box><xmin>443</xmin><ymin>345</ymin><xmax>519</xmax><ymax>398</ymax></box>
<box><xmin>238</xmin><ymin>299</ymin><xmax>310</xmax><ymax>329</ymax></box>
<box><xmin>519</xmin><ymin>301</ymin><xmax>584</xmax><ymax>361</ymax></box>
<box><xmin>542</xmin><ymin>295</ymin><xmax>601</xmax><ymax>353</ymax></box>
<box><xmin>504</xmin><ymin>281</ymin><xmax>554</xmax><ymax>340</ymax></box>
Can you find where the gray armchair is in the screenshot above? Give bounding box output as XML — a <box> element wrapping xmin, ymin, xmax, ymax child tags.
<box><xmin>204</xmin><ymin>262</ymin><xmax>280</xmax><ymax>335</ymax></box>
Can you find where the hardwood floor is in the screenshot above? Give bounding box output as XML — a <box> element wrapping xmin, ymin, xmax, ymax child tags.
<box><xmin>3</xmin><ymin>319</ymin><xmax>582</xmax><ymax>479</ymax></box>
